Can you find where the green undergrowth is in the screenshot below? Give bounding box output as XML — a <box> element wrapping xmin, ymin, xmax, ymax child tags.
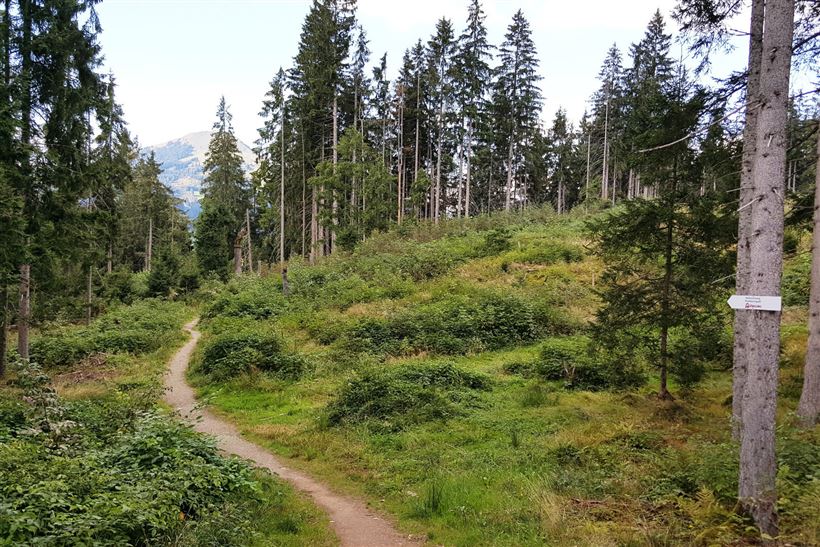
<box><xmin>191</xmin><ymin>207</ymin><xmax>818</xmax><ymax>546</ymax></box>
<box><xmin>1</xmin><ymin>301</ymin><xmax>335</xmax><ymax>546</ymax></box>
<box><xmin>29</xmin><ymin>299</ymin><xmax>191</xmax><ymax>369</ymax></box>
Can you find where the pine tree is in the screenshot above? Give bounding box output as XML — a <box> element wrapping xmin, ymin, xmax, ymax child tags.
<box><xmin>202</xmin><ymin>96</ymin><xmax>251</xmax><ymax>228</ymax></box>
<box><xmin>493</xmin><ymin>10</ymin><xmax>542</xmax><ymax>212</ymax></box>
<box><xmin>9</xmin><ymin>0</ymin><xmax>106</xmax><ymax>359</ymax></box>
<box><xmin>454</xmin><ymin>0</ymin><xmax>492</xmax><ymax>218</ymax></box>
<box><xmin>739</xmin><ymin>0</ymin><xmax>795</xmax><ymax>534</ymax></box>
<box><xmin>590</xmin><ymin>44</ymin><xmax>625</xmax><ymax>201</ymax></box>
<box><xmin>426</xmin><ymin>17</ymin><xmax>455</xmax><ymax>222</ymax></box>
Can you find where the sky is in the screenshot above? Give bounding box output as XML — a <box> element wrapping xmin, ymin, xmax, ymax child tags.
<box><xmin>94</xmin><ymin>0</ymin><xmax>753</xmax><ymax>148</ymax></box>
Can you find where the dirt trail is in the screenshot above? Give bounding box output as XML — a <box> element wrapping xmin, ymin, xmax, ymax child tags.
<box><xmin>164</xmin><ymin>320</ymin><xmax>418</xmax><ymax>547</ymax></box>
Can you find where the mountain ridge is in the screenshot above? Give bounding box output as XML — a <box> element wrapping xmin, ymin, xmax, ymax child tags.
<box><xmin>144</xmin><ymin>131</ymin><xmax>257</xmax><ymax>218</ymax></box>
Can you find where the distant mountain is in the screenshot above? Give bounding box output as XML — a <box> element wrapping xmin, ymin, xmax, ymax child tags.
<box><xmin>144</xmin><ymin>131</ymin><xmax>256</xmax><ymax>218</ymax></box>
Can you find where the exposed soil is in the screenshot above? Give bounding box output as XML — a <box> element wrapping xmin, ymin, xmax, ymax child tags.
<box><xmin>163</xmin><ymin>320</ymin><xmax>418</xmax><ymax>547</ymax></box>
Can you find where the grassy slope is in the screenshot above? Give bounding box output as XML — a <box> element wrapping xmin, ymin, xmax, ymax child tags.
<box><xmin>0</xmin><ymin>301</ymin><xmax>336</xmax><ymax>547</ymax></box>
<box><xmin>192</xmin><ymin>208</ymin><xmax>818</xmax><ymax>546</ymax></box>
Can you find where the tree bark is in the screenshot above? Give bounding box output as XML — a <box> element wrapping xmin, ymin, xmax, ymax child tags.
<box><xmin>465</xmin><ymin>119</ymin><xmax>472</xmax><ymax>218</ymax></box>
<box><xmin>18</xmin><ymin>264</ymin><xmax>30</xmax><ymax>362</ymax></box>
<box><xmin>602</xmin><ymin>99</ymin><xmax>609</xmax><ymax>201</ymax></box>
<box><xmin>246</xmin><ymin>208</ymin><xmax>253</xmax><ymax>274</ymax></box>
<box><xmin>797</xmin><ymin>129</ymin><xmax>820</xmax><ymax>427</ymax></box>
<box><xmin>505</xmin><ymin>136</ymin><xmax>514</xmax><ymax>212</ymax></box>
<box><xmin>435</xmin><ymin>101</ymin><xmax>443</xmax><ymax>223</ymax></box>
<box><xmin>733</xmin><ymin>0</ymin><xmax>765</xmax><ymax>441</ymax></box>
<box><xmin>233</xmin><ymin>231</ymin><xmax>243</xmax><ymax>276</ymax></box>
<box><xmin>146</xmin><ymin>217</ymin><xmax>153</xmax><ymax>272</ymax></box>
<box><xmin>86</xmin><ymin>266</ymin><xmax>92</xmax><ymax>326</ymax></box>
<box><xmin>331</xmin><ymin>96</ymin><xmax>338</xmax><ymax>252</ymax></box>
<box><xmin>0</xmin><ymin>286</ymin><xmax>7</xmax><ymax>379</ymax></box>
<box><xmin>739</xmin><ymin>0</ymin><xmax>794</xmax><ymax>536</ymax></box>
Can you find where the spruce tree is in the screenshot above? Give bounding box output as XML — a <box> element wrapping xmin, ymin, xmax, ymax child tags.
<box><xmin>493</xmin><ymin>10</ymin><xmax>542</xmax><ymax>212</ymax></box>
<box><xmin>202</xmin><ymin>96</ymin><xmax>251</xmax><ymax>228</ymax></box>
<box><xmin>454</xmin><ymin>0</ymin><xmax>492</xmax><ymax>218</ymax></box>
<box><xmin>426</xmin><ymin>17</ymin><xmax>455</xmax><ymax>222</ymax></box>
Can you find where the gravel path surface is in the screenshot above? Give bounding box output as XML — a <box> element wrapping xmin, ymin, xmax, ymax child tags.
<box><xmin>164</xmin><ymin>319</ymin><xmax>418</xmax><ymax>547</ymax></box>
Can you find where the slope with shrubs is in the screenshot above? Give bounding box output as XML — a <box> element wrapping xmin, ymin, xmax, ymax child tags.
<box><xmin>0</xmin><ymin>300</ymin><xmax>335</xmax><ymax>546</ymax></box>
<box><xmin>191</xmin><ymin>207</ymin><xmax>818</xmax><ymax>546</ymax></box>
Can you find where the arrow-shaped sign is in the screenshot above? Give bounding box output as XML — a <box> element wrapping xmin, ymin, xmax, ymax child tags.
<box><xmin>727</xmin><ymin>295</ymin><xmax>782</xmax><ymax>311</ymax></box>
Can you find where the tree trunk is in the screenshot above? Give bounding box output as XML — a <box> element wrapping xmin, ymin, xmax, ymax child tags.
<box><xmin>659</xmin><ymin>207</ymin><xmax>674</xmax><ymax>400</ymax></box>
<box><xmin>602</xmin><ymin>99</ymin><xmax>609</xmax><ymax>201</ymax></box>
<box><xmin>280</xmin><ymin>106</ymin><xmax>286</xmax><ymax>269</ymax></box>
<box><xmin>146</xmin><ymin>217</ymin><xmax>153</xmax><ymax>272</ymax></box>
<box><xmin>505</xmin><ymin>136</ymin><xmax>514</xmax><ymax>212</ymax></box>
<box><xmin>18</xmin><ymin>264</ymin><xmax>30</xmax><ymax>362</ymax></box>
<box><xmin>86</xmin><ymin>265</ymin><xmax>92</xmax><ymax>326</ymax></box>
<box><xmin>435</xmin><ymin>102</ymin><xmax>443</xmax><ymax>223</ymax></box>
<box><xmin>246</xmin><ymin>208</ymin><xmax>253</xmax><ymax>274</ymax></box>
<box><xmin>465</xmin><ymin>119</ymin><xmax>472</xmax><ymax>218</ymax></box>
<box><xmin>331</xmin><ymin>96</ymin><xmax>338</xmax><ymax>252</ymax></box>
<box><xmin>585</xmin><ymin>133</ymin><xmax>591</xmax><ymax>202</ymax></box>
<box><xmin>0</xmin><ymin>286</ymin><xmax>7</xmax><ymax>379</ymax></box>
<box><xmin>797</xmin><ymin>129</ymin><xmax>820</xmax><ymax>427</ymax></box>
<box><xmin>739</xmin><ymin>0</ymin><xmax>794</xmax><ymax>536</ymax></box>
<box><xmin>233</xmin><ymin>231</ymin><xmax>243</xmax><ymax>276</ymax></box>
<box><xmin>733</xmin><ymin>0</ymin><xmax>765</xmax><ymax>441</ymax></box>
<box><xmin>107</xmin><ymin>243</ymin><xmax>113</xmax><ymax>274</ymax></box>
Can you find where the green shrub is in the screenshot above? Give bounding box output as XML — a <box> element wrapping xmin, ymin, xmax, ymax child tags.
<box><xmin>199</xmin><ymin>329</ymin><xmax>305</xmax><ymax>381</ymax></box>
<box><xmin>338</xmin><ymin>291</ymin><xmax>546</xmax><ymax>357</ymax></box>
<box><xmin>204</xmin><ymin>278</ymin><xmax>287</xmax><ymax>320</ymax></box>
<box><xmin>503</xmin><ymin>241</ymin><xmax>585</xmax><ymax>265</ymax></box>
<box><xmin>326</xmin><ymin>362</ymin><xmax>489</xmax><ymax>429</ymax></box>
<box><xmin>536</xmin><ymin>336</ymin><xmax>610</xmax><ymax>390</ymax></box>
<box><xmin>783</xmin><ymin>253</ymin><xmax>811</xmax><ymax>306</ymax></box>
<box><xmin>481</xmin><ymin>228</ymin><xmax>513</xmax><ymax>255</ymax></box>
<box><xmin>30</xmin><ymin>300</ymin><xmax>189</xmax><ymax>368</ymax></box>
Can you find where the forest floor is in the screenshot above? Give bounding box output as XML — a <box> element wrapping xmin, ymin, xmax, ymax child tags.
<box><xmin>189</xmin><ymin>208</ymin><xmax>819</xmax><ymax>546</ymax></box>
<box><xmin>164</xmin><ymin>319</ymin><xmax>417</xmax><ymax>547</ymax></box>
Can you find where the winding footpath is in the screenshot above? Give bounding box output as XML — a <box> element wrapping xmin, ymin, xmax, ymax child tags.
<box><xmin>164</xmin><ymin>320</ymin><xmax>417</xmax><ymax>547</ymax></box>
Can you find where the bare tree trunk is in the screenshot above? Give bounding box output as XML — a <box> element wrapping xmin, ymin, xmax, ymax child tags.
<box><xmin>146</xmin><ymin>217</ymin><xmax>153</xmax><ymax>272</ymax></box>
<box><xmin>245</xmin><ymin>209</ymin><xmax>253</xmax><ymax>274</ymax></box>
<box><xmin>310</xmin><ymin>185</ymin><xmax>318</xmax><ymax>265</ymax></box>
<box><xmin>739</xmin><ymin>0</ymin><xmax>794</xmax><ymax>536</ymax></box>
<box><xmin>435</xmin><ymin>102</ymin><xmax>443</xmax><ymax>223</ymax></box>
<box><xmin>233</xmin><ymin>231</ymin><xmax>243</xmax><ymax>276</ymax></box>
<box><xmin>505</xmin><ymin>136</ymin><xmax>514</xmax><ymax>212</ymax></box>
<box><xmin>107</xmin><ymin>243</ymin><xmax>113</xmax><ymax>274</ymax></box>
<box><xmin>86</xmin><ymin>266</ymin><xmax>92</xmax><ymax>326</ymax></box>
<box><xmin>457</xmin><ymin>128</ymin><xmax>464</xmax><ymax>218</ymax></box>
<box><xmin>280</xmin><ymin>106</ymin><xmax>286</xmax><ymax>288</ymax></box>
<box><xmin>733</xmin><ymin>0</ymin><xmax>764</xmax><ymax>441</ymax></box>
<box><xmin>397</xmin><ymin>93</ymin><xmax>404</xmax><ymax>224</ymax></box>
<box><xmin>301</xmin><ymin>132</ymin><xmax>306</xmax><ymax>258</ymax></box>
<box><xmin>465</xmin><ymin>119</ymin><xmax>472</xmax><ymax>218</ymax></box>
<box><xmin>585</xmin><ymin>133</ymin><xmax>591</xmax><ymax>202</ymax></box>
<box><xmin>602</xmin><ymin>99</ymin><xmax>609</xmax><ymax>201</ymax></box>
<box><xmin>0</xmin><ymin>286</ymin><xmax>7</xmax><ymax>379</ymax></box>
<box><xmin>331</xmin><ymin>96</ymin><xmax>338</xmax><ymax>252</ymax></box>
<box><xmin>797</xmin><ymin>130</ymin><xmax>820</xmax><ymax>427</ymax></box>
<box><xmin>18</xmin><ymin>264</ymin><xmax>30</xmax><ymax>361</ymax></box>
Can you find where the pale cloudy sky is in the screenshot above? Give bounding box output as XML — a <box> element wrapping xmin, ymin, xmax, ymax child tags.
<box><xmin>95</xmin><ymin>0</ymin><xmax>751</xmax><ymax>147</ymax></box>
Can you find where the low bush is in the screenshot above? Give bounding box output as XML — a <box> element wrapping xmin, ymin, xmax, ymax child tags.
<box><xmin>335</xmin><ymin>291</ymin><xmax>551</xmax><ymax>357</ymax></box>
<box><xmin>536</xmin><ymin>336</ymin><xmax>608</xmax><ymax>390</ymax></box>
<box><xmin>782</xmin><ymin>253</ymin><xmax>811</xmax><ymax>306</ymax></box>
<box><xmin>204</xmin><ymin>277</ymin><xmax>287</xmax><ymax>320</ymax></box>
<box><xmin>503</xmin><ymin>241</ymin><xmax>585</xmax><ymax>265</ymax></box>
<box><xmin>504</xmin><ymin>336</ymin><xmax>646</xmax><ymax>391</ymax></box>
<box><xmin>0</xmin><ymin>363</ymin><xmax>259</xmax><ymax>545</ymax></box>
<box><xmin>30</xmin><ymin>300</ymin><xmax>189</xmax><ymax>368</ymax></box>
<box><xmin>325</xmin><ymin>362</ymin><xmax>490</xmax><ymax>429</ymax></box>
<box><xmin>199</xmin><ymin>328</ymin><xmax>306</xmax><ymax>381</ymax></box>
